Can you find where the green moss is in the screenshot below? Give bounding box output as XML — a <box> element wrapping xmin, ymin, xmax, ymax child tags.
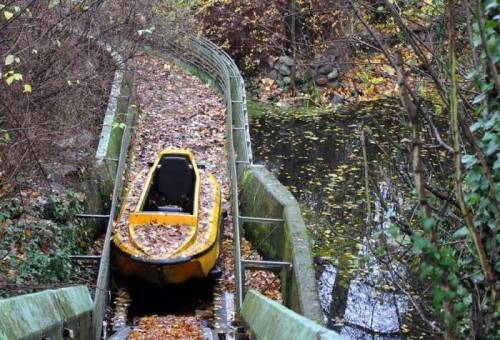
<box><xmin>247</xmin><ymin>97</ymin><xmax>271</xmax><ymax>119</ymax></box>
<box><xmin>247</xmin><ymin>96</ymin><xmax>336</xmax><ymax>123</ymax></box>
<box><xmin>242</xmin><ymin>290</ymin><xmax>342</xmax><ymax>340</ymax></box>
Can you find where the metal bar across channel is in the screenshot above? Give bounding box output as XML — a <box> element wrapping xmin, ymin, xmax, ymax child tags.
<box><xmin>75</xmin><ymin>214</ymin><xmax>110</xmax><ymax>219</ymax></box>
<box><xmin>239</xmin><ymin>216</ymin><xmax>284</xmax><ymax>224</ymax></box>
<box><xmin>241</xmin><ymin>260</ymin><xmax>292</xmax><ymax>271</ymax></box>
<box><xmin>70</xmin><ymin>255</ymin><xmax>101</xmax><ymax>261</ymax></box>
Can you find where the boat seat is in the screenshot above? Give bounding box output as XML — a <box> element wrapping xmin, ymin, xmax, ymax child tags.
<box><xmin>156</xmin><ymin>156</ymin><xmax>195</xmax><ymax>212</ymax></box>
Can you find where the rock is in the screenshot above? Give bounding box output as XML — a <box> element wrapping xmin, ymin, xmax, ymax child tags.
<box><xmin>318</xmin><ymin>64</ymin><xmax>333</xmax><ymax>75</ymax></box>
<box><xmin>326</xmin><ymin>81</ymin><xmax>338</xmax><ymax>89</ymax></box>
<box><xmin>279</xmin><ymin>64</ymin><xmax>291</xmax><ymax>76</ymax></box>
<box><xmin>316</xmin><ymin>76</ymin><xmax>328</xmax><ymax>86</ymax></box>
<box><xmin>331</xmin><ymin>94</ymin><xmax>343</xmax><ymax>104</ymax></box>
<box><xmin>266</xmin><ymin>56</ymin><xmax>277</xmax><ymax>68</ymax></box>
<box><xmin>327</xmin><ymin>69</ymin><xmax>339</xmax><ymax>80</ymax></box>
<box><xmin>269</xmin><ymin>69</ymin><xmax>279</xmax><ymax>80</ymax></box>
<box><xmin>298</xmin><ymin>68</ymin><xmax>314</xmax><ymax>82</ymax></box>
<box><xmin>278</xmin><ymin>55</ymin><xmax>294</xmax><ymax>67</ymax></box>
<box><xmin>283</xmin><ymin>76</ymin><xmax>291</xmax><ymax>85</ymax></box>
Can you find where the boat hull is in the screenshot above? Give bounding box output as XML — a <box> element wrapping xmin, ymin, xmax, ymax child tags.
<box><xmin>111</xmin><ymin>149</ymin><xmax>223</xmax><ymax>284</ymax></box>
<box><xmin>111</xmin><ymin>224</ymin><xmax>221</xmax><ymax>284</ymax></box>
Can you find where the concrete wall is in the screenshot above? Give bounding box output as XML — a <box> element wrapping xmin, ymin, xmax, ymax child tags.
<box><xmin>0</xmin><ymin>286</ymin><xmax>93</xmax><ymax>340</ymax></box>
<box><xmin>94</xmin><ymin>67</ymin><xmax>133</xmax><ymax>204</ymax></box>
<box><xmin>240</xmin><ymin>166</ymin><xmax>323</xmax><ymax>323</ymax></box>
<box><xmin>242</xmin><ymin>290</ymin><xmax>342</xmax><ymax>340</ymax></box>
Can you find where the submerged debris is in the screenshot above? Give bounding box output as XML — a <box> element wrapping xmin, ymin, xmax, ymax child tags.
<box><xmin>111</xmin><ymin>289</ymin><xmax>131</xmax><ymax>331</ymax></box>
<box><xmin>129</xmin><ymin>315</ymin><xmax>204</xmax><ymax>340</ymax></box>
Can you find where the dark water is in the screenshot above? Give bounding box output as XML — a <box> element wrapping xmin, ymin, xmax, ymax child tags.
<box><xmin>250</xmin><ymin>99</ymin><xmax>441</xmax><ymax>339</ymax></box>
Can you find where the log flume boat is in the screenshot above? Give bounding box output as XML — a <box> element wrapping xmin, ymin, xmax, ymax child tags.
<box><xmin>112</xmin><ymin>148</ymin><xmax>222</xmax><ymax>284</ymax></box>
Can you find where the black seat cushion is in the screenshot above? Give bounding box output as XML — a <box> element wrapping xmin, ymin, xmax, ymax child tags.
<box><xmin>156</xmin><ymin>156</ymin><xmax>195</xmax><ymax>211</ymax></box>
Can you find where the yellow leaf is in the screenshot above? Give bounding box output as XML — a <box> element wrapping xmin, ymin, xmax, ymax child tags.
<box><xmin>381</xmin><ymin>64</ymin><xmax>396</xmax><ymax>76</ymax></box>
<box><xmin>23</xmin><ymin>84</ymin><xmax>32</xmax><ymax>93</ymax></box>
<box><xmin>4</xmin><ymin>10</ymin><xmax>13</xmax><ymax>20</ymax></box>
<box><xmin>371</xmin><ymin>77</ymin><xmax>385</xmax><ymax>85</ymax></box>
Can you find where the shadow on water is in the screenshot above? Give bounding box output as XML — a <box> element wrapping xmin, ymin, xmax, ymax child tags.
<box><xmin>250</xmin><ymin>99</ymin><xmax>440</xmax><ymax>339</ymax></box>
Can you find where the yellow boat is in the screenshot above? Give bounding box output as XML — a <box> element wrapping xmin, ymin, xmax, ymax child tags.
<box><xmin>111</xmin><ymin>149</ymin><xmax>222</xmax><ymax>284</ymax></box>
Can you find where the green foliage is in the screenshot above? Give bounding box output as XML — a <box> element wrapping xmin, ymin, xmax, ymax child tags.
<box><xmin>0</xmin><ymin>190</ymin><xmax>93</xmax><ymax>295</ymax></box>
<box><xmin>466</xmin><ymin>0</ymin><xmax>500</xmax><ymax>268</ymax></box>
<box><xmin>413</xmin><ymin>215</ymin><xmax>471</xmax><ymax>328</ymax></box>
<box><xmin>409</xmin><ymin>1</ymin><xmax>499</xmax><ymax>337</ymax></box>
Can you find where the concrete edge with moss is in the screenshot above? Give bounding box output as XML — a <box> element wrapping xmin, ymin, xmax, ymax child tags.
<box><xmin>0</xmin><ymin>286</ymin><xmax>93</xmax><ymax>340</ymax></box>
<box><xmin>94</xmin><ymin>42</ymin><xmax>134</xmax><ymax>200</ymax></box>
<box><xmin>242</xmin><ymin>290</ymin><xmax>343</xmax><ymax>340</ymax></box>
<box><xmin>240</xmin><ymin>165</ymin><xmax>324</xmax><ymax>323</ymax></box>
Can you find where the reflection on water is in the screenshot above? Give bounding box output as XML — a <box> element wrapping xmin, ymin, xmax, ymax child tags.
<box><xmin>250</xmin><ymin>99</ymin><xmax>438</xmax><ymax>339</ymax></box>
<box><xmin>319</xmin><ymin>263</ymin><xmax>407</xmax><ymax>339</ymax></box>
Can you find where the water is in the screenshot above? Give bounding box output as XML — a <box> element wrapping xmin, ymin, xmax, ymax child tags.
<box><xmin>250</xmin><ymin>99</ymin><xmax>441</xmax><ymax>339</ymax></box>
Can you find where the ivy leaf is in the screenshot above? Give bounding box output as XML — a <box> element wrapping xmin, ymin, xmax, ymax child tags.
<box><xmin>5</xmin><ymin>54</ymin><xmax>14</xmax><ymax>66</ymax></box>
<box><xmin>412</xmin><ymin>235</ymin><xmax>429</xmax><ymax>255</ymax></box>
<box><xmin>6</xmin><ymin>73</ymin><xmax>22</xmax><ymax>85</ymax></box>
<box><xmin>2</xmin><ymin>130</ymin><xmax>10</xmax><ymax>143</ymax></box>
<box><xmin>493</xmin><ymin>157</ymin><xmax>500</xmax><ymax>170</ymax></box>
<box><xmin>472</xmin><ymin>93</ymin><xmax>486</xmax><ymax>104</ymax></box>
<box><xmin>48</xmin><ymin>0</ymin><xmax>61</xmax><ymax>9</ymax></box>
<box><xmin>467</xmin><ymin>192</ymin><xmax>480</xmax><ymax>205</ymax></box>
<box><xmin>462</xmin><ymin>154</ymin><xmax>478</xmax><ymax>168</ymax></box>
<box><xmin>3</xmin><ymin>10</ymin><xmax>13</xmax><ymax>20</ymax></box>
<box><xmin>452</xmin><ymin>226</ymin><xmax>469</xmax><ymax>239</ymax></box>
<box><xmin>471</xmin><ymin>272</ymin><xmax>484</xmax><ymax>283</ymax></box>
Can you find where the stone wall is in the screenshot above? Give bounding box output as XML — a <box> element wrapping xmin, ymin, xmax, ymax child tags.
<box><xmin>267</xmin><ymin>55</ymin><xmax>340</xmax><ymax>89</ymax></box>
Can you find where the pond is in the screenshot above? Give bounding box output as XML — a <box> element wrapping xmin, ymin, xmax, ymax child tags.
<box><xmin>249</xmin><ymin>99</ymin><xmax>441</xmax><ymax>339</ymax></box>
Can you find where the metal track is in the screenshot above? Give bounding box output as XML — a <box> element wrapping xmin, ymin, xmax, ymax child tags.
<box><xmin>89</xmin><ymin>35</ymin><xmax>292</xmax><ymax>338</ymax></box>
<box><xmin>156</xmin><ymin>35</ymin><xmax>291</xmax><ymax>309</ymax></box>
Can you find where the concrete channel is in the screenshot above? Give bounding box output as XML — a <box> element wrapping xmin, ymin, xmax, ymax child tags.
<box><xmin>0</xmin><ymin>35</ymin><xmax>342</xmax><ymax>340</ymax></box>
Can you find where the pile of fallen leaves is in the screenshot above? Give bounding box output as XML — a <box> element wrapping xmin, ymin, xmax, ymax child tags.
<box><xmin>129</xmin><ymin>315</ymin><xmax>204</xmax><ymax>340</ymax></box>
<box><xmin>113</xmin><ymin>169</ymin><xmax>217</xmax><ymax>258</ymax></box>
<box><xmin>132</xmin><ymin>224</ymin><xmax>193</xmax><ymax>258</ymax></box>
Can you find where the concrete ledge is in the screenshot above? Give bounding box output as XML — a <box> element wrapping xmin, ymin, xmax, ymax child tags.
<box><xmin>0</xmin><ymin>286</ymin><xmax>93</xmax><ymax>340</ymax></box>
<box><xmin>240</xmin><ymin>166</ymin><xmax>323</xmax><ymax>323</ymax></box>
<box><xmin>242</xmin><ymin>290</ymin><xmax>342</xmax><ymax>340</ymax></box>
<box><xmin>93</xmin><ymin>42</ymin><xmax>133</xmax><ymax>203</ymax></box>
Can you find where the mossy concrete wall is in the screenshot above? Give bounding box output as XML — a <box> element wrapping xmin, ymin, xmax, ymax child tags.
<box><xmin>240</xmin><ymin>165</ymin><xmax>323</xmax><ymax>323</ymax></box>
<box><xmin>0</xmin><ymin>286</ymin><xmax>93</xmax><ymax>340</ymax></box>
<box><xmin>242</xmin><ymin>290</ymin><xmax>342</xmax><ymax>340</ymax></box>
<box><xmin>94</xmin><ymin>69</ymin><xmax>133</xmax><ymax>206</ymax></box>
